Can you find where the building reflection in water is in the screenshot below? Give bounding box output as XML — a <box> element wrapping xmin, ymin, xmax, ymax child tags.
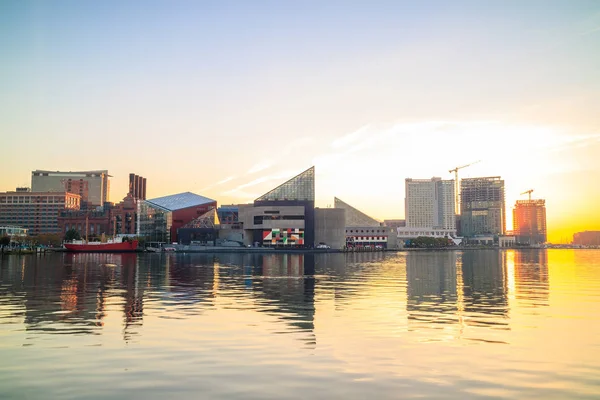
<box><xmin>0</xmin><ymin>253</ymin><xmax>121</xmax><ymax>336</ymax></box>
<box><xmin>0</xmin><ymin>253</ymin><xmax>318</xmax><ymax>345</ymax></box>
<box><xmin>405</xmin><ymin>250</ymin><xmax>510</xmax><ymax>340</ymax></box>
<box><xmin>460</xmin><ymin>250</ymin><xmax>509</xmax><ymax>326</ymax></box>
<box><xmin>406</xmin><ymin>252</ymin><xmax>459</xmax><ymax>325</ymax></box>
<box><xmin>506</xmin><ymin>249</ymin><xmax>549</xmax><ymax>307</ymax></box>
<box><xmin>239</xmin><ymin>253</ymin><xmax>316</xmax><ymax>346</ymax></box>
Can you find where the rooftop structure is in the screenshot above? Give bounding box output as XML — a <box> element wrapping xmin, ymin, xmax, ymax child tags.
<box><xmin>255</xmin><ymin>167</ymin><xmax>315</xmax><ymax>202</ymax></box>
<box><xmin>334</xmin><ymin>197</ymin><xmax>380</xmax><ymax>227</ymax></box>
<box><xmin>139</xmin><ymin>192</ymin><xmax>217</xmax><ymax>243</ymax></box>
<box><xmin>182</xmin><ymin>209</ymin><xmax>221</xmax><ymax>229</ymax></box>
<box><xmin>128</xmin><ymin>173</ymin><xmax>147</xmax><ymax>200</ymax></box>
<box><xmin>145</xmin><ymin>192</ymin><xmax>216</xmax><ymax>211</ymax></box>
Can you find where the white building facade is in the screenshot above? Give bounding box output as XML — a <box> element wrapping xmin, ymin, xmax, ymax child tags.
<box><xmin>405</xmin><ymin>178</ymin><xmax>455</xmax><ymax>230</ymax></box>
<box><xmin>399</xmin><ymin>177</ymin><xmax>457</xmax><ymax>242</ymax></box>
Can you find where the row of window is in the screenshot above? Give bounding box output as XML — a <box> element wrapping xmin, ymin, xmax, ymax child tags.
<box><xmin>0</xmin><ymin>197</ymin><xmax>69</xmax><ymax>204</ymax></box>
<box><xmin>254</xmin><ymin>215</ymin><xmax>305</xmax><ymax>224</ymax></box>
<box><xmin>398</xmin><ymin>231</ymin><xmax>452</xmax><ymax>236</ymax></box>
<box><xmin>347</xmin><ymin>229</ymin><xmax>388</xmax><ymax>233</ymax></box>
<box><xmin>349</xmin><ymin>236</ymin><xmax>387</xmax><ymax>241</ymax></box>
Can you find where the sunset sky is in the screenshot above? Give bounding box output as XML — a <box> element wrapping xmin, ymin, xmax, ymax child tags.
<box><xmin>1</xmin><ymin>1</ymin><xmax>599</xmax><ymax>243</ymax></box>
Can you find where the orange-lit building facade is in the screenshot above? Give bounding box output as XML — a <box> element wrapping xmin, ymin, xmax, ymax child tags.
<box><xmin>513</xmin><ymin>199</ymin><xmax>547</xmax><ymax>245</ymax></box>
<box><xmin>573</xmin><ymin>231</ymin><xmax>600</xmax><ymax>246</ymax></box>
<box><xmin>62</xmin><ymin>179</ymin><xmax>90</xmax><ymax>206</ymax></box>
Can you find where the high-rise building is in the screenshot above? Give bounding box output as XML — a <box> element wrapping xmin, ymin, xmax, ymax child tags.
<box><xmin>0</xmin><ymin>188</ymin><xmax>81</xmax><ymax>235</ymax></box>
<box><xmin>513</xmin><ymin>199</ymin><xmax>547</xmax><ymax>244</ymax></box>
<box><xmin>460</xmin><ymin>177</ymin><xmax>505</xmax><ymax>237</ymax></box>
<box><xmin>405</xmin><ymin>178</ymin><xmax>455</xmax><ymax>230</ymax></box>
<box><xmin>31</xmin><ymin>170</ymin><xmax>110</xmax><ymax>206</ymax></box>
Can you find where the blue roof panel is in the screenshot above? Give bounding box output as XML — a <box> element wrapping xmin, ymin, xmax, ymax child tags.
<box><xmin>146</xmin><ymin>192</ymin><xmax>215</xmax><ymax>211</ymax></box>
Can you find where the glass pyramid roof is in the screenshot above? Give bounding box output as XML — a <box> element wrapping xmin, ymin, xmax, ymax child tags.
<box><xmin>146</xmin><ymin>192</ymin><xmax>215</xmax><ymax>211</ymax></box>
<box><xmin>182</xmin><ymin>208</ymin><xmax>220</xmax><ymax>229</ymax></box>
<box><xmin>255</xmin><ymin>166</ymin><xmax>315</xmax><ymax>202</ymax></box>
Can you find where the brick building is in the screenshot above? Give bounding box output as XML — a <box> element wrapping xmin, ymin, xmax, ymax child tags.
<box><xmin>0</xmin><ymin>188</ymin><xmax>81</xmax><ymax>235</ymax></box>
<box><xmin>58</xmin><ymin>194</ymin><xmax>139</xmax><ymax>238</ymax></box>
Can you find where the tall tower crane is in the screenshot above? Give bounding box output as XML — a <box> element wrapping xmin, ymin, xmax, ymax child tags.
<box><xmin>521</xmin><ymin>189</ymin><xmax>534</xmax><ymax>201</ymax></box>
<box><xmin>449</xmin><ymin>160</ymin><xmax>481</xmax><ymax>215</ymax></box>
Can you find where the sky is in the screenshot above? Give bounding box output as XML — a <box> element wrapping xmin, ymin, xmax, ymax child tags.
<box><xmin>1</xmin><ymin>0</ymin><xmax>599</xmax><ymax>243</ymax></box>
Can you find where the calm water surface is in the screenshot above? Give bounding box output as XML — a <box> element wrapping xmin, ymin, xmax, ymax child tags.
<box><xmin>1</xmin><ymin>250</ymin><xmax>599</xmax><ymax>399</ymax></box>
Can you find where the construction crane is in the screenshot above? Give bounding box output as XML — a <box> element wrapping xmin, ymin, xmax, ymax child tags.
<box><xmin>521</xmin><ymin>189</ymin><xmax>534</xmax><ymax>201</ymax></box>
<box><xmin>449</xmin><ymin>160</ymin><xmax>481</xmax><ymax>215</ymax></box>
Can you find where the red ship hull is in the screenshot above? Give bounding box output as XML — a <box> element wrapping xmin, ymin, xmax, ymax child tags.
<box><xmin>64</xmin><ymin>240</ymin><xmax>139</xmax><ymax>253</ymax></box>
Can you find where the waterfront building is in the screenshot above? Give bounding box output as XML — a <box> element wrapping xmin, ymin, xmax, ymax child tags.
<box><xmin>239</xmin><ymin>167</ymin><xmax>317</xmax><ymax>248</ymax></box>
<box><xmin>177</xmin><ymin>208</ymin><xmax>221</xmax><ymax>245</ymax></box>
<box><xmin>396</xmin><ymin>228</ymin><xmax>461</xmax><ymax>245</ymax></box>
<box><xmin>31</xmin><ymin>170</ymin><xmax>110</xmax><ymax>206</ymax></box>
<box><xmin>513</xmin><ymin>199</ymin><xmax>547</xmax><ymax>245</ymax></box>
<box><xmin>138</xmin><ymin>192</ymin><xmax>217</xmax><ymax>243</ymax></box>
<box><xmin>0</xmin><ymin>188</ymin><xmax>81</xmax><ymax>235</ymax></box>
<box><xmin>314</xmin><ymin>207</ymin><xmax>347</xmax><ymax>249</ymax></box>
<box><xmin>58</xmin><ymin>194</ymin><xmax>139</xmax><ymax>237</ymax></box>
<box><xmin>334</xmin><ymin>197</ymin><xmax>397</xmax><ymax>249</ymax></box>
<box><xmin>460</xmin><ymin>176</ymin><xmax>505</xmax><ymax>237</ymax></box>
<box><xmin>573</xmin><ymin>231</ymin><xmax>600</xmax><ymax>246</ymax></box>
<box><xmin>0</xmin><ymin>226</ymin><xmax>28</xmax><ymax>237</ymax></box>
<box><xmin>499</xmin><ymin>234</ymin><xmax>516</xmax><ymax>248</ymax></box>
<box><xmin>405</xmin><ymin>178</ymin><xmax>455</xmax><ymax>230</ymax></box>
<box><xmin>397</xmin><ymin>178</ymin><xmax>456</xmax><ymax>242</ymax></box>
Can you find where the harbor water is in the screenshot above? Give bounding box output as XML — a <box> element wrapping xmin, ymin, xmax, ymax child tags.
<box><xmin>0</xmin><ymin>250</ymin><xmax>599</xmax><ymax>399</ymax></box>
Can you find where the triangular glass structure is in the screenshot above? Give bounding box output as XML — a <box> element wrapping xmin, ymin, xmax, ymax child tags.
<box><xmin>255</xmin><ymin>166</ymin><xmax>315</xmax><ymax>202</ymax></box>
<box><xmin>334</xmin><ymin>197</ymin><xmax>380</xmax><ymax>227</ymax></box>
<box><xmin>182</xmin><ymin>208</ymin><xmax>220</xmax><ymax>229</ymax></box>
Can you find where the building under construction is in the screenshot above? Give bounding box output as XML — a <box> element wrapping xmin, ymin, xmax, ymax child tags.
<box><xmin>460</xmin><ymin>176</ymin><xmax>505</xmax><ymax>237</ymax></box>
<box><xmin>513</xmin><ymin>199</ymin><xmax>547</xmax><ymax>245</ymax></box>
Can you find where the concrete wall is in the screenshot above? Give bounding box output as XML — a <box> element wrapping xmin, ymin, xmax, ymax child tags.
<box><xmin>314</xmin><ymin>208</ymin><xmax>346</xmax><ymax>250</ymax></box>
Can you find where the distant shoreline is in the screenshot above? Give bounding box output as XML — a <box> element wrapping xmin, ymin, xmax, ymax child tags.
<box><xmin>2</xmin><ymin>246</ymin><xmax>598</xmax><ymax>256</ymax></box>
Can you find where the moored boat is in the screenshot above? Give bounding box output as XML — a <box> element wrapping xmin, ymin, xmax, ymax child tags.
<box><xmin>64</xmin><ymin>238</ymin><xmax>139</xmax><ymax>253</ymax></box>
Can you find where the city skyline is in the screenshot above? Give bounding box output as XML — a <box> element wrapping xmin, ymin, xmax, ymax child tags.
<box><xmin>1</xmin><ymin>1</ymin><xmax>599</xmax><ymax>243</ymax></box>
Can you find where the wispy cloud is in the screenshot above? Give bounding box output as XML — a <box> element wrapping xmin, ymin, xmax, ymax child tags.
<box><xmin>247</xmin><ymin>161</ymin><xmax>272</xmax><ymax>175</ymax></box>
<box><xmin>331</xmin><ymin>124</ymin><xmax>371</xmax><ymax>149</ymax></box>
<box><xmin>217</xmin><ymin>176</ymin><xmax>235</xmax><ymax>185</ymax></box>
<box><xmin>222</xmin><ymin>169</ymin><xmax>299</xmax><ymax>196</ymax></box>
<box><xmin>201</xmin><ymin>175</ymin><xmax>236</xmax><ymax>191</ymax></box>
